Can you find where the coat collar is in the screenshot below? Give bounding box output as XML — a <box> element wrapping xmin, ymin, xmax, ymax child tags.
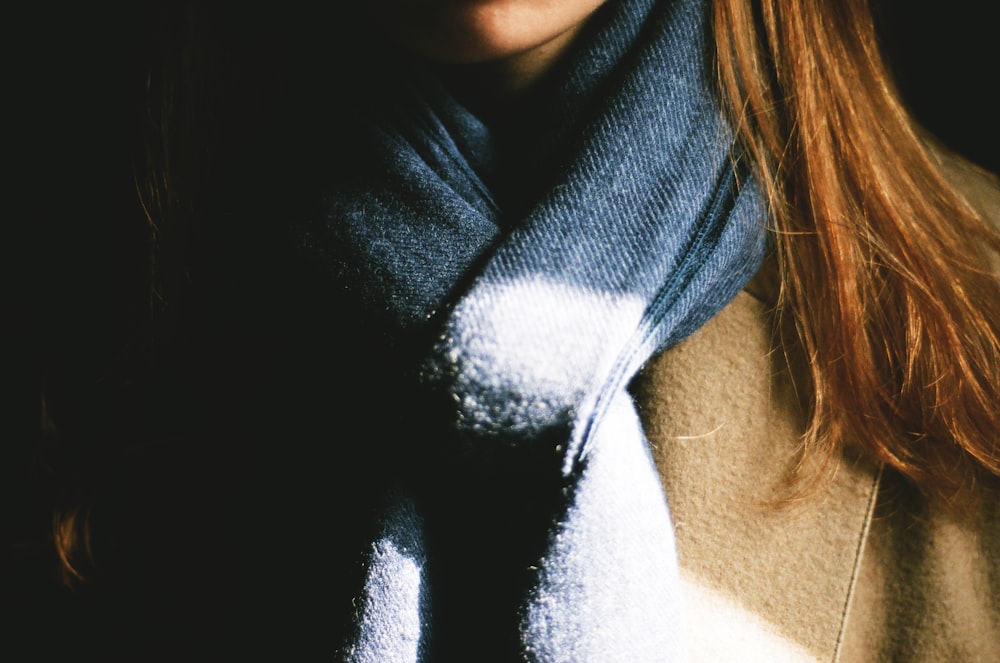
<box><xmin>632</xmin><ymin>287</ymin><xmax>881</xmax><ymax>661</ymax></box>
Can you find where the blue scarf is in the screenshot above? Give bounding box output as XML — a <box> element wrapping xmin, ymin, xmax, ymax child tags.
<box><xmin>305</xmin><ymin>0</ymin><xmax>768</xmax><ymax>659</ymax></box>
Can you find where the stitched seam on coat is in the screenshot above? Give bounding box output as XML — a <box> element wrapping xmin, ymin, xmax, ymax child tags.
<box><xmin>831</xmin><ymin>463</ymin><xmax>884</xmax><ymax>663</ymax></box>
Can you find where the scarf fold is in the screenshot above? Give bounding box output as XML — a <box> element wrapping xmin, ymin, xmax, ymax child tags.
<box><xmin>306</xmin><ymin>0</ymin><xmax>769</xmax><ymax>659</ymax></box>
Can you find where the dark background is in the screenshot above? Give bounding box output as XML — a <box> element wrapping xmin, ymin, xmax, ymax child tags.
<box><xmin>875</xmin><ymin>0</ymin><xmax>998</xmax><ymax>176</ymax></box>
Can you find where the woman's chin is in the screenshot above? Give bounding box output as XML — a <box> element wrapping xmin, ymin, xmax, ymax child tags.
<box><xmin>378</xmin><ymin>0</ymin><xmax>607</xmax><ymax>64</ymax></box>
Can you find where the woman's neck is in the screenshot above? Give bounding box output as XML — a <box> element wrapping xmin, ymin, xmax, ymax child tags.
<box><xmin>469</xmin><ymin>20</ymin><xmax>590</xmax><ymax>96</ymax></box>
<box><xmin>435</xmin><ymin>19</ymin><xmax>589</xmax><ymax>127</ymax></box>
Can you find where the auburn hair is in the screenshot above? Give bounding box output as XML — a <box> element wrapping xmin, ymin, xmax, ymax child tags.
<box><xmin>713</xmin><ymin>0</ymin><xmax>1000</xmax><ymax>497</ymax></box>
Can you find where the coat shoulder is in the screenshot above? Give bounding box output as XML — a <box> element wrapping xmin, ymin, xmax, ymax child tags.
<box><xmin>634</xmin><ymin>280</ymin><xmax>1000</xmax><ymax>661</ymax></box>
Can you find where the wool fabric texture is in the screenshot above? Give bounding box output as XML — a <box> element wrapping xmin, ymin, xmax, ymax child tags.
<box><xmin>305</xmin><ymin>0</ymin><xmax>769</xmax><ymax>659</ymax></box>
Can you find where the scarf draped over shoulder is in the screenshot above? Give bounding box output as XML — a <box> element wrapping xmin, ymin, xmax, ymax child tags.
<box><xmin>301</xmin><ymin>0</ymin><xmax>769</xmax><ymax>659</ymax></box>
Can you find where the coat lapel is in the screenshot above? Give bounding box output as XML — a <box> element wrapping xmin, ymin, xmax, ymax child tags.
<box><xmin>632</xmin><ymin>288</ymin><xmax>881</xmax><ymax>662</ymax></box>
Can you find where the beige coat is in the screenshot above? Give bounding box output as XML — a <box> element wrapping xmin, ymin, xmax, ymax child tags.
<box><xmin>631</xmin><ymin>155</ymin><xmax>1000</xmax><ymax>662</ymax></box>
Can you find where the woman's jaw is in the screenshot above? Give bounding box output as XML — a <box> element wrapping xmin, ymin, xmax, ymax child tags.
<box><xmin>376</xmin><ymin>0</ymin><xmax>608</xmax><ymax>93</ymax></box>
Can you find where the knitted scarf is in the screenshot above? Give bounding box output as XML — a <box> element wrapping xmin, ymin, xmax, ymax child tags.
<box><xmin>305</xmin><ymin>0</ymin><xmax>768</xmax><ymax>659</ymax></box>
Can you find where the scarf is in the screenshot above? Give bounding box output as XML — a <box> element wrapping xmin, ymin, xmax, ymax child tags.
<box><xmin>303</xmin><ymin>0</ymin><xmax>768</xmax><ymax>659</ymax></box>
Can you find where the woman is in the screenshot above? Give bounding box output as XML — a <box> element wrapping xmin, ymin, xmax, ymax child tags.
<box><xmin>24</xmin><ymin>0</ymin><xmax>999</xmax><ymax>660</ymax></box>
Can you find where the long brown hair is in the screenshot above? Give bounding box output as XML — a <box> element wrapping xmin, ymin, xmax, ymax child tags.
<box><xmin>44</xmin><ymin>1</ymin><xmax>226</xmax><ymax>585</ymax></box>
<box><xmin>714</xmin><ymin>0</ymin><xmax>1000</xmax><ymax>497</ymax></box>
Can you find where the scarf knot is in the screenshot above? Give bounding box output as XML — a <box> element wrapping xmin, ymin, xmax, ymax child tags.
<box><xmin>304</xmin><ymin>0</ymin><xmax>770</xmax><ymax>659</ymax></box>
